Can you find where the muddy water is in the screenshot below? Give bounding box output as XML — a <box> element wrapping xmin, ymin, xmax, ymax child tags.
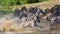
<box><xmin>0</xmin><ymin>15</ymin><xmax>60</xmax><ymax>34</ymax></box>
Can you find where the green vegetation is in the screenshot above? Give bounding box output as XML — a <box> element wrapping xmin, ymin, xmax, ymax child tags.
<box><xmin>0</xmin><ymin>0</ymin><xmax>48</xmax><ymax>5</ymax></box>
<box><xmin>0</xmin><ymin>6</ymin><xmax>13</xmax><ymax>15</ymax></box>
<box><xmin>0</xmin><ymin>0</ymin><xmax>48</xmax><ymax>15</ymax></box>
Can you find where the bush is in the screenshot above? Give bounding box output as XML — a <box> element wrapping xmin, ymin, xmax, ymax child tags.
<box><xmin>28</xmin><ymin>0</ymin><xmax>39</xmax><ymax>3</ymax></box>
<box><xmin>0</xmin><ymin>7</ymin><xmax>13</xmax><ymax>15</ymax></box>
<box><xmin>0</xmin><ymin>0</ymin><xmax>48</xmax><ymax>5</ymax></box>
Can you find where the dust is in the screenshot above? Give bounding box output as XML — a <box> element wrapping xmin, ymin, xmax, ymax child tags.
<box><xmin>0</xmin><ymin>14</ymin><xmax>37</xmax><ymax>32</ymax></box>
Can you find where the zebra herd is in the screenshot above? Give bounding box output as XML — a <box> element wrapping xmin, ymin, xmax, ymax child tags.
<box><xmin>13</xmin><ymin>5</ymin><xmax>60</xmax><ymax>29</ymax></box>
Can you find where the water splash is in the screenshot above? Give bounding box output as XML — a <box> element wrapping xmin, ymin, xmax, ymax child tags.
<box><xmin>0</xmin><ymin>14</ymin><xmax>35</xmax><ymax>32</ymax></box>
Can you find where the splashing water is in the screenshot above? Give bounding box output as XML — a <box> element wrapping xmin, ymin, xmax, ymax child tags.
<box><xmin>0</xmin><ymin>14</ymin><xmax>35</xmax><ymax>32</ymax></box>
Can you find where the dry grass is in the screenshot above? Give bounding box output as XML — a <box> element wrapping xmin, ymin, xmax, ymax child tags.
<box><xmin>9</xmin><ymin>0</ymin><xmax>60</xmax><ymax>11</ymax></box>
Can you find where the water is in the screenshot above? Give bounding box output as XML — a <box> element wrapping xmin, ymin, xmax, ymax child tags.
<box><xmin>0</xmin><ymin>14</ymin><xmax>59</xmax><ymax>34</ymax></box>
<box><xmin>0</xmin><ymin>14</ymin><xmax>37</xmax><ymax>32</ymax></box>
